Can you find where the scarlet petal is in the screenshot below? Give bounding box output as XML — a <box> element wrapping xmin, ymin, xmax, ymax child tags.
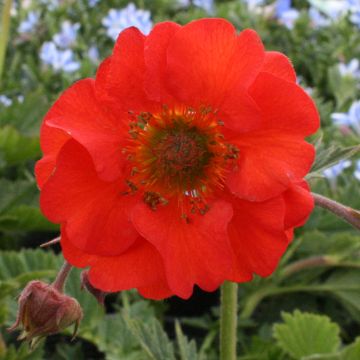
<box><xmin>283</xmin><ymin>181</ymin><xmax>314</xmax><ymax>229</ymax></box>
<box><xmin>45</xmin><ymin>78</ymin><xmax>127</xmax><ymax>182</ymax></box>
<box><xmin>250</xmin><ymin>72</ymin><xmax>319</xmax><ymax>136</ymax></box>
<box><xmin>227</xmin><ymin>131</ymin><xmax>315</xmax><ymax>201</ymax></box>
<box><xmin>41</xmin><ymin>140</ymin><xmax>138</xmax><ymax>256</ymax></box>
<box><xmin>132</xmin><ymin>201</ymin><xmax>233</xmax><ymax>299</ymax></box>
<box><xmin>261</xmin><ymin>51</ymin><xmax>296</xmax><ymax>82</ymax></box>
<box><xmin>61</xmin><ymin>230</ymin><xmax>172</xmax><ymax>299</ymax></box>
<box><xmin>35</xmin><ymin>123</ymin><xmax>70</xmax><ymax>189</ymax></box>
<box><xmin>166</xmin><ymin>19</ymin><xmax>264</xmax><ymax>108</ymax></box>
<box><xmin>227</xmin><ymin>194</ymin><xmax>288</xmax><ymax>280</ymax></box>
<box><xmin>104</xmin><ymin>27</ymin><xmax>154</xmax><ymax>112</ymax></box>
<box><xmin>144</xmin><ymin>21</ymin><xmax>181</xmax><ymax>103</ymax></box>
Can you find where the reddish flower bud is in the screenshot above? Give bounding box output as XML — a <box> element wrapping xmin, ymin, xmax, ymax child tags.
<box><xmin>80</xmin><ymin>270</ymin><xmax>107</xmax><ymax>306</ymax></box>
<box><xmin>8</xmin><ymin>280</ymin><xmax>83</xmax><ymax>347</ymax></box>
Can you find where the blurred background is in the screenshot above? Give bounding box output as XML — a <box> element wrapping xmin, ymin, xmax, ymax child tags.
<box><xmin>0</xmin><ymin>0</ymin><xmax>360</xmax><ymax>359</ymax></box>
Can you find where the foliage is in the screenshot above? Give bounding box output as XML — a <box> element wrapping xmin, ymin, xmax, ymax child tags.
<box><xmin>0</xmin><ymin>0</ymin><xmax>360</xmax><ymax>358</ymax></box>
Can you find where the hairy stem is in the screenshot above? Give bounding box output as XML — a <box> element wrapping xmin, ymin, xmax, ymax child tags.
<box><xmin>312</xmin><ymin>192</ymin><xmax>360</xmax><ymax>231</ymax></box>
<box><xmin>52</xmin><ymin>261</ymin><xmax>73</xmax><ymax>292</ymax></box>
<box><xmin>220</xmin><ymin>281</ymin><xmax>238</xmax><ymax>360</ymax></box>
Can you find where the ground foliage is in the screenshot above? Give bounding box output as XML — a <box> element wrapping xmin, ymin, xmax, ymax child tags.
<box><xmin>0</xmin><ymin>0</ymin><xmax>360</xmax><ymax>359</ymax></box>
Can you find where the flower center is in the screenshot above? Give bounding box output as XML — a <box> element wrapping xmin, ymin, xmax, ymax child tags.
<box><xmin>124</xmin><ymin>106</ymin><xmax>238</xmax><ymax>212</ymax></box>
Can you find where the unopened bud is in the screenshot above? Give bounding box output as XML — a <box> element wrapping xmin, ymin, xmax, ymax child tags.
<box><xmin>80</xmin><ymin>270</ymin><xmax>107</xmax><ymax>306</ymax></box>
<box><xmin>8</xmin><ymin>280</ymin><xmax>83</xmax><ymax>348</ymax></box>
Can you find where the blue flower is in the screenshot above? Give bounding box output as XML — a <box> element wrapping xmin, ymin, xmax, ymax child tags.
<box><xmin>102</xmin><ymin>3</ymin><xmax>152</xmax><ymax>40</ymax></box>
<box><xmin>177</xmin><ymin>0</ymin><xmax>215</xmax><ymax>14</ymax></box>
<box><xmin>338</xmin><ymin>59</ymin><xmax>360</xmax><ymax>79</ymax></box>
<box><xmin>0</xmin><ymin>95</ymin><xmax>12</xmax><ymax>107</ymax></box>
<box><xmin>309</xmin><ymin>7</ymin><xmax>330</xmax><ymax>27</ymax></box>
<box><xmin>53</xmin><ymin>21</ymin><xmax>80</xmax><ymax>49</ymax></box>
<box><xmin>40</xmin><ymin>42</ymin><xmax>80</xmax><ymax>73</ymax></box>
<box><xmin>87</xmin><ymin>45</ymin><xmax>99</xmax><ymax>64</ymax></box>
<box><xmin>323</xmin><ymin>160</ymin><xmax>352</xmax><ymax>180</ymax></box>
<box><xmin>275</xmin><ymin>0</ymin><xmax>299</xmax><ymax>29</ymax></box>
<box><xmin>331</xmin><ymin>101</ymin><xmax>360</xmax><ymax>135</ymax></box>
<box><xmin>354</xmin><ymin>159</ymin><xmax>360</xmax><ymax>181</ymax></box>
<box><xmin>89</xmin><ymin>0</ymin><xmax>100</xmax><ymax>7</ymax></box>
<box><xmin>18</xmin><ymin>11</ymin><xmax>40</xmax><ymax>34</ymax></box>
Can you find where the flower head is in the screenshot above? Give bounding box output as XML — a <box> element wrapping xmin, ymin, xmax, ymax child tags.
<box><xmin>18</xmin><ymin>11</ymin><xmax>40</xmax><ymax>34</ymax></box>
<box><xmin>275</xmin><ymin>0</ymin><xmax>300</xmax><ymax>29</ymax></box>
<box><xmin>36</xmin><ymin>19</ymin><xmax>319</xmax><ymax>299</ymax></box>
<box><xmin>0</xmin><ymin>95</ymin><xmax>12</xmax><ymax>107</ymax></box>
<box><xmin>53</xmin><ymin>21</ymin><xmax>80</xmax><ymax>49</ymax></box>
<box><xmin>102</xmin><ymin>3</ymin><xmax>152</xmax><ymax>40</ymax></box>
<box><xmin>40</xmin><ymin>42</ymin><xmax>80</xmax><ymax>73</ymax></box>
<box><xmin>331</xmin><ymin>100</ymin><xmax>360</xmax><ymax>135</ymax></box>
<box><xmin>338</xmin><ymin>59</ymin><xmax>360</xmax><ymax>79</ymax></box>
<box><xmin>8</xmin><ymin>280</ymin><xmax>82</xmax><ymax>347</ymax></box>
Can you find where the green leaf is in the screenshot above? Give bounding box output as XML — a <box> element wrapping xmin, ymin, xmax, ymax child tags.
<box><xmin>273</xmin><ymin>310</ymin><xmax>341</xmax><ymax>359</ymax></box>
<box><xmin>175</xmin><ymin>320</ymin><xmax>198</xmax><ymax>360</ymax></box>
<box><xmin>308</xmin><ymin>144</ymin><xmax>360</xmax><ymax>177</ymax></box>
<box><xmin>0</xmin><ymin>126</ymin><xmax>40</xmax><ymax>166</ymax></box>
<box><xmin>124</xmin><ymin>316</ymin><xmax>176</xmax><ymax>360</ymax></box>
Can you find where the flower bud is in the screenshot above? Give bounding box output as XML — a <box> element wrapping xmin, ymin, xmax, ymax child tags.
<box><xmin>8</xmin><ymin>280</ymin><xmax>83</xmax><ymax>347</ymax></box>
<box><xmin>80</xmin><ymin>270</ymin><xmax>107</xmax><ymax>305</ymax></box>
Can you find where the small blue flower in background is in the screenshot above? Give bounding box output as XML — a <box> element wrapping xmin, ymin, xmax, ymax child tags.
<box><xmin>354</xmin><ymin>159</ymin><xmax>360</xmax><ymax>181</ymax></box>
<box><xmin>350</xmin><ymin>6</ymin><xmax>360</xmax><ymax>27</ymax></box>
<box><xmin>39</xmin><ymin>0</ymin><xmax>60</xmax><ymax>11</ymax></box>
<box><xmin>87</xmin><ymin>45</ymin><xmax>100</xmax><ymax>64</ymax></box>
<box><xmin>309</xmin><ymin>7</ymin><xmax>330</xmax><ymax>27</ymax></box>
<box><xmin>323</xmin><ymin>160</ymin><xmax>352</xmax><ymax>182</ymax></box>
<box><xmin>53</xmin><ymin>21</ymin><xmax>80</xmax><ymax>49</ymax></box>
<box><xmin>178</xmin><ymin>0</ymin><xmax>215</xmax><ymax>14</ymax></box>
<box><xmin>89</xmin><ymin>0</ymin><xmax>100</xmax><ymax>7</ymax></box>
<box><xmin>331</xmin><ymin>101</ymin><xmax>360</xmax><ymax>135</ymax></box>
<box><xmin>275</xmin><ymin>0</ymin><xmax>300</xmax><ymax>29</ymax></box>
<box><xmin>0</xmin><ymin>95</ymin><xmax>12</xmax><ymax>107</ymax></box>
<box><xmin>40</xmin><ymin>42</ymin><xmax>80</xmax><ymax>73</ymax></box>
<box><xmin>102</xmin><ymin>3</ymin><xmax>152</xmax><ymax>40</ymax></box>
<box><xmin>18</xmin><ymin>11</ymin><xmax>40</xmax><ymax>34</ymax></box>
<box><xmin>309</xmin><ymin>0</ymin><xmax>351</xmax><ymax>20</ymax></box>
<box><xmin>243</xmin><ymin>0</ymin><xmax>266</xmax><ymax>11</ymax></box>
<box><xmin>338</xmin><ymin>59</ymin><xmax>360</xmax><ymax>78</ymax></box>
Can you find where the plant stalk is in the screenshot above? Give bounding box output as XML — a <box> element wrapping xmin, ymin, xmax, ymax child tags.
<box><xmin>312</xmin><ymin>192</ymin><xmax>360</xmax><ymax>230</ymax></box>
<box><xmin>0</xmin><ymin>0</ymin><xmax>13</xmax><ymax>87</ymax></box>
<box><xmin>52</xmin><ymin>261</ymin><xmax>73</xmax><ymax>292</ymax></box>
<box><xmin>220</xmin><ymin>281</ymin><xmax>238</xmax><ymax>360</ymax></box>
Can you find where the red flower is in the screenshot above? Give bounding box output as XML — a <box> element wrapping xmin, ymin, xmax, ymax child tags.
<box><xmin>36</xmin><ymin>19</ymin><xmax>319</xmax><ymax>299</ymax></box>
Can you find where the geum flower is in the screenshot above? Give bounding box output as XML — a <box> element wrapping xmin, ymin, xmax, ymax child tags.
<box><xmin>36</xmin><ymin>19</ymin><xmax>319</xmax><ymax>300</ymax></box>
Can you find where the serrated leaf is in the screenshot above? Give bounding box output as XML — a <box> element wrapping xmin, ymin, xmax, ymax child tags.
<box><xmin>273</xmin><ymin>310</ymin><xmax>341</xmax><ymax>359</ymax></box>
<box><xmin>124</xmin><ymin>316</ymin><xmax>176</xmax><ymax>360</ymax></box>
<box><xmin>175</xmin><ymin>320</ymin><xmax>198</xmax><ymax>360</ymax></box>
<box><xmin>308</xmin><ymin>144</ymin><xmax>360</xmax><ymax>177</ymax></box>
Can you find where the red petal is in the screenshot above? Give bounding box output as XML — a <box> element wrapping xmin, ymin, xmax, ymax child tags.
<box><xmin>250</xmin><ymin>72</ymin><xmax>319</xmax><ymax>136</ymax></box>
<box><xmin>261</xmin><ymin>51</ymin><xmax>296</xmax><ymax>82</ymax></box>
<box><xmin>166</xmin><ymin>19</ymin><xmax>264</xmax><ymax>109</ymax></box>
<box><xmin>104</xmin><ymin>27</ymin><xmax>154</xmax><ymax>112</ymax></box>
<box><xmin>45</xmin><ymin>78</ymin><xmax>127</xmax><ymax>182</ymax></box>
<box><xmin>283</xmin><ymin>180</ymin><xmax>314</xmax><ymax>229</ymax></box>
<box><xmin>35</xmin><ymin>123</ymin><xmax>70</xmax><ymax>189</ymax></box>
<box><xmin>226</xmin><ymin>193</ymin><xmax>289</xmax><ymax>280</ymax></box>
<box><xmin>144</xmin><ymin>21</ymin><xmax>181</xmax><ymax>103</ymax></box>
<box><xmin>131</xmin><ymin>200</ymin><xmax>233</xmax><ymax>299</ymax></box>
<box><xmin>41</xmin><ymin>140</ymin><xmax>138</xmax><ymax>256</ymax></box>
<box><xmin>227</xmin><ymin>131</ymin><xmax>315</xmax><ymax>201</ymax></box>
<box><xmin>61</xmin><ymin>229</ymin><xmax>172</xmax><ymax>299</ymax></box>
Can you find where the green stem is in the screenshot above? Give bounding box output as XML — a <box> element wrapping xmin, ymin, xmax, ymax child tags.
<box><xmin>0</xmin><ymin>0</ymin><xmax>13</xmax><ymax>88</ymax></box>
<box><xmin>220</xmin><ymin>281</ymin><xmax>238</xmax><ymax>360</ymax></box>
